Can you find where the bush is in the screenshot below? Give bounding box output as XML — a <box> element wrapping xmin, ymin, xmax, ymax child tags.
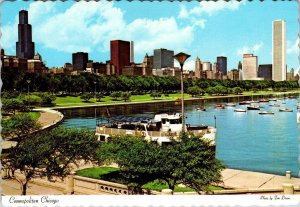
<box><xmin>80</xmin><ymin>93</ymin><xmax>93</xmax><ymax>102</ymax></box>
<box><xmin>110</xmin><ymin>91</ymin><xmax>122</xmax><ymax>100</ymax></box>
<box><xmin>2</xmin><ymin>98</ymin><xmax>27</xmax><ymax>114</ymax></box>
<box><xmin>34</xmin><ymin>92</ymin><xmax>56</xmax><ymax>106</ymax></box>
<box><xmin>22</xmin><ymin>95</ymin><xmax>43</xmax><ymax>106</ymax></box>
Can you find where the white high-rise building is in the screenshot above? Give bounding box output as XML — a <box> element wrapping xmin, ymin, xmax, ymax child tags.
<box><xmin>242</xmin><ymin>54</ymin><xmax>258</xmax><ymax>80</ymax></box>
<box><xmin>272</xmin><ymin>20</ymin><xmax>286</xmax><ymax>81</ymax></box>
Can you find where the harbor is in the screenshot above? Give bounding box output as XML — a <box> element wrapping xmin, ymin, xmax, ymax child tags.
<box><xmin>61</xmin><ymin>94</ymin><xmax>300</xmax><ymax>177</ymax></box>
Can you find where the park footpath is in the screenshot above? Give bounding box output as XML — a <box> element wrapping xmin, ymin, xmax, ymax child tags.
<box><xmin>2</xmin><ymin>169</ymin><xmax>300</xmax><ymax>195</ymax></box>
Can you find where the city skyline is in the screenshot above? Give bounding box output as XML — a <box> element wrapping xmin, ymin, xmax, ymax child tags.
<box><xmin>2</xmin><ymin>1</ymin><xmax>298</xmax><ymax>71</ymax></box>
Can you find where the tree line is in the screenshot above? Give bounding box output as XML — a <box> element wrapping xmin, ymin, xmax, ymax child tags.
<box><xmin>2</xmin><ymin>71</ymin><xmax>299</xmax><ymax>94</ymax></box>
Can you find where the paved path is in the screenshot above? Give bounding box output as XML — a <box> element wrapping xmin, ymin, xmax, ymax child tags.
<box><xmin>34</xmin><ymin>108</ymin><xmax>64</xmax><ymax>129</ymax></box>
<box><xmin>2</xmin><ymin>169</ymin><xmax>300</xmax><ymax>195</ymax></box>
<box><xmin>222</xmin><ymin>169</ymin><xmax>300</xmax><ymax>189</ymax></box>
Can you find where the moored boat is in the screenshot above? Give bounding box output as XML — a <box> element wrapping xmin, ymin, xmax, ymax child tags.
<box><xmin>225</xmin><ymin>103</ymin><xmax>236</xmax><ymax>107</ymax></box>
<box><xmin>215</xmin><ymin>104</ymin><xmax>225</xmax><ymax>109</ymax></box>
<box><xmin>247</xmin><ymin>104</ymin><xmax>260</xmax><ymax>110</ymax></box>
<box><xmin>259</xmin><ymin>99</ymin><xmax>269</xmax><ymax>103</ymax></box>
<box><xmin>259</xmin><ymin>111</ymin><xmax>274</xmax><ymax>115</ymax></box>
<box><xmin>239</xmin><ymin>101</ymin><xmax>251</xmax><ymax>105</ymax></box>
<box><xmin>268</xmin><ymin>98</ymin><xmax>278</xmax><ymax>101</ymax></box>
<box><xmin>96</xmin><ymin>113</ymin><xmax>216</xmax><ymax>146</ymax></box>
<box><xmin>279</xmin><ymin>108</ymin><xmax>293</xmax><ymax>112</ymax></box>
<box><xmin>269</xmin><ymin>104</ymin><xmax>280</xmax><ymax>107</ymax></box>
<box><xmin>196</xmin><ymin>107</ymin><xmax>206</xmax><ymax>111</ymax></box>
<box><xmin>234</xmin><ymin>108</ymin><xmax>246</xmax><ymax>112</ymax></box>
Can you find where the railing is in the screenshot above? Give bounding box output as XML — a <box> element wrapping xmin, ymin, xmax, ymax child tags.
<box><xmin>96</xmin><ymin>126</ymin><xmax>209</xmax><ymax>138</ymax></box>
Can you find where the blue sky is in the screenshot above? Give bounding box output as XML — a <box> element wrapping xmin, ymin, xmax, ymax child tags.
<box><xmin>1</xmin><ymin>1</ymin><xmax>298</xmax><ymax>72</ymax></box>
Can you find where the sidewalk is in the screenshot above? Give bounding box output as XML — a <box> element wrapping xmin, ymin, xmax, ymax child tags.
<box><xmin>222</xmin><ymin>169</ymin><xmax>300</xmax><ymax>189</ymax></box>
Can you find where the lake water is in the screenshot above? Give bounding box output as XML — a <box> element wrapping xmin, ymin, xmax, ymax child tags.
<box><xmin>60</xmin><ymin>95</ymin><xmax>300</xmax><ymax>177</ymax></box>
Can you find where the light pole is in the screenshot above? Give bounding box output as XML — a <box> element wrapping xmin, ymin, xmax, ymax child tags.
<box><xmin>26</xmin><ymin>80</ymin><xmax>31</xmax><ymax>110</ymax></box>
<box><xmin>94</xmin><ymin>81</ymin><xmax>97</xmax><ymax>126</ymax></box>
<box><xmin>173</xmin><ymin>52</ymin><xmax>190</xmax><ymax>132</ymax></box>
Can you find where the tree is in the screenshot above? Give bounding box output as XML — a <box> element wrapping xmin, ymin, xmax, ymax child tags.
<box><xmin>187</xmin><ymin>86</ymin><xmax>201</xmax><ymax>97</ymax></box>
<box><xmin>2</xmin><ymin>127</ymin><xmax>99</xmax><ymax>195</ymax></box>
<box><xmin>98</xmin><ymin>133</ymin><xmax>224</xmax><ymax>194</ymax></box>
<box><xmin>2</xmin><ymin>113</ymin><xmax>41</xmax><ymax>142</ymax></box>
<box><xmin>80</xmin><ymin>93</ymin><xmax>93</xmax><ymax>102</ymax></box>
<box><xmin>155</xmin><ymin>133</ymin><xmax>224</xmax><ymax>193</ymax></box>
<box><xmin>2</xmin><ymin>99</ymin><xmax>26</xmax><ymax>115</ymax></box>
<box><xmin>95</xmin><ymin>92</ymin><xmax>104</xmax><ymax>102</ymax></box>
<box><xmin>150</xmin><ymin>91</ymin><xmax>162</xmax><ymax>100</ymax></box>
<box><xmin>232</xmin><ymin>87</ymin><xmax>243</xmax><ymax>95</ymax></box>
<box><xmin>121</xmin><ymin>92</ymin><xmax>131</xmax><ymax>102</ymax></box>
<box><xmin>35</xmin><ymin>92</ymin><xmax>56</xmax><ymax>106</ymax></box>
<box><xmin>110</xmin><ymin>91</ymin><xmax>122</xmax><ymax>100</ymax></box>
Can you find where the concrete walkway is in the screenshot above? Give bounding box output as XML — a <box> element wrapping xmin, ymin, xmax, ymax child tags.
<box><xmin>222</xmin><ymin>169</ymin><xmax>300</xmax><ymax>189</ymax></box>
<box><xmin>34</xmin><ymin>108</ymin><xmax>64</xmax><ymax>129</ymax></box>
<box><xmin>2</xmin><ymin>169</ymin><xmax>300</xmax><ymax>195</ymax></box>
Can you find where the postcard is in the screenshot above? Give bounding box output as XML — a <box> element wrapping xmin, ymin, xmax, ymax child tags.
<box><xmin>1</xmin><ymin>0</ymin><xmax>299</xmax><ymax>207</ymax></box>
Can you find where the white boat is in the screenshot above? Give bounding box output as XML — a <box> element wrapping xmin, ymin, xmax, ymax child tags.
<box><xmin>96</xmin><ymin>113</ymin><xmax>216</xmax><ymax>147</ymax></box>
<box><xmin>279</xmin><ymin>108</ymin><xmax>293</xmax><ymax>112</ymax></box>
<box><xmin>234</xmin><ymin>108</ymin><xmax>246</xmax><ymax>112</ymax></box>
<box><xmin>297</xmin><ymin>112</ymin><xmax>300</xmax><ymax>123</ymax></box>
<box><xmin>225</xmin><ymin>103</ymin><xmax>236</xmax><ymax>107</ymax></box>
<box><xmin>196</xmin><ymin>107</ymin><xmax>206</xmax><ymax>111</ymax></box>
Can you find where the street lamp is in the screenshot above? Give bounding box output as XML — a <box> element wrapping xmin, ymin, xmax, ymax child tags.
<box><xmin>94</xmin><ymin>81</ymin><xmax>97</xmax><ymax>126</ymax></box>
<box><xmin>26</xmin><ymin>80</ymin><xmax>31</xmax><ymax>110</ymax></box>
<box><xmin>173</xmin><ymin>52</ymin><xmax>190</xmax><ymax>132</ymax></box>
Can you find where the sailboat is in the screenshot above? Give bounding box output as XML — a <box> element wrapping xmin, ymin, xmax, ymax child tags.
<box><xmin>235</xmin><ymin>95</ymin><xmax>246</xmax><ymax>112</ymax></box>
<box><xmin>297</xmin><ymin>112</ymin><xmax>300</xmax><ymax>123</ymax></box>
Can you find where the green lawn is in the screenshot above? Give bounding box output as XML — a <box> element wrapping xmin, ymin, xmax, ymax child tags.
<box><xmin>76</xmin><ymin>167</ymin><xmax>224</xmax><ymax>192</ymax></box>
<box><xmin>53</xmin><ymin>89</ymin><xmax>300</xmax><ymax>108</ymax></box>
<box><xmin>28</xmin><ymin>111</ymin><xmax>41</xmax><ymax>121</ymax></box>
<box><xmin>54</xmin><ymin>93</ymin><xmax>191</xmax><ymax>107</ymax></box>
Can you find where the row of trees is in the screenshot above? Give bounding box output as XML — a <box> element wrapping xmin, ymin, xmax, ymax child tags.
<box><xmin>2</xmin><ymin>92</ymin><xmax>56</xmax><ymax>115</ymax></box>
<box><xmin>187</xmin><ymin>86</ymin><xmax>243</xmax><ymax>97</ymax></box>
<box><xmin>2</xmin><ymin>113</ymin><xmax>224</xmax><ymax>195</ymax></box>
<box><xmin>2</xmin><ymin>71</ymin><xmax>299</xmax><ymax>94</ymax></box>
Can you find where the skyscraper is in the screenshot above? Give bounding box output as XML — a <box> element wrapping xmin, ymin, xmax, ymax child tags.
<box><xmin>153</xmin><ymin>48</ymin><xmax>174</xmax><ymax>69</ymax></box>
<box><xmin>16</xmin><ymin>10</ymin><xmax>35</xmax><ymax>59</ymax></box>
<box><xmin>130</xmin><ymin>41</ymin><xmax>134</xmax><ymax>63</ymax></box>
<box><xmin>194</xmin><ymin>57</ymin><xmax>202</xmax><ymax>78</ymax></box>
<box><xmin>72</xmin><ymin>52</ymin><xmax>88</xmax><ymax>71</ymax></box>
<box><xmin>272</xmin><ymin>20</ymin><xmax>286</xmax><ymax>81</ymax></box>
<box><xmin>110</xmin><ymin>40</ymin><xmax>131</xmax><ymax>75</ymax></box>
<box><xmin>217</xmin><ymin>56</ymin><xmax>227</xmax><ymax>75</ymax></box>
<box><xmin>242</xmin><ymin>54</ymin><xmax>258</xmax><ymax>80</ymax></box>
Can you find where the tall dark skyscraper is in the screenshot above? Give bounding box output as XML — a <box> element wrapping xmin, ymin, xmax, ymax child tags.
<box><xmin>153</xmin><ymin>48</ymin><xmax>174</xmax><ymax>69</ymax></box>
<box><xmin>110</xmin><ymin>40</ymin><xmax>131</xmax><ymax>75</ymax></box>
<box><xmin>16</xmin><ymin>10</ymin><xmax>35</xmax><ymax>59</ymax></box>
<box><xmin>72</xmin><ymin>52</ymin><xmax>88</xmax><ymax>71</ymax></box>
<box><xmin>217</xmin><ymin>56</ymin><xmax>227</xmax><ymax>75</ymax></box>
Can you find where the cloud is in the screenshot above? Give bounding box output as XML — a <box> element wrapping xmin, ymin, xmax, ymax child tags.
<box><xmin>1</xmin><ymin>20</ymin><xmax>18</xmax><ymax>54</ymax></box>
<box><xmin>287</xmin><ymin>38</ymin><xmax>299</xmax><ymax>54</ymax></box>
<box><xmin>174</xmin><ymin>59</ymin><xmax>195</xmax><ymax>71</ymax></box>
<box><xmin>237</xmin><ymin>42</ymin><xmax>264</xmax><ymax>56</ymax></box>
<box><xmin>179</xmin><ymin>0</ymin><xmax>244</xmax><ymax>19</ymax></box>
<box><xmin>2</xmin><ymin>1</ymin><xmax>194</xmax><ymax>61</ymax></box>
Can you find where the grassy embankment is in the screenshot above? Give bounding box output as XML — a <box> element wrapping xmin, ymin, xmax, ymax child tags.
<box><xmin>76</xmin><ymin>167</ymin><xmax>223</xmax><ymax>192</ymax></box>
<box><xmin>53</xmin><ymin>89</ymin><xmax>300</xmax><ymax>107</ymax></box>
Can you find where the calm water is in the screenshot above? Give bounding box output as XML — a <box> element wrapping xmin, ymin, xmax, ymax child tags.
<box><xmin>60</xmin><ymin>95</ymin><xmax>300</xmax><ymax>177</ymax></box>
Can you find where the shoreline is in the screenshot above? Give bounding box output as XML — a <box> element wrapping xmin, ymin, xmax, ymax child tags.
<box><xmin>46</xmin><ymin>90</ymin><xmax>300</xmax><ymax>110</ymax></box>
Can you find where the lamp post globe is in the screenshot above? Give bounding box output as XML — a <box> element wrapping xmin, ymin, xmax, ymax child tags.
<box><xmin>173</xmin><ymin>52</ymin><xmax>190</xmax><ymax>132</ymax></box>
